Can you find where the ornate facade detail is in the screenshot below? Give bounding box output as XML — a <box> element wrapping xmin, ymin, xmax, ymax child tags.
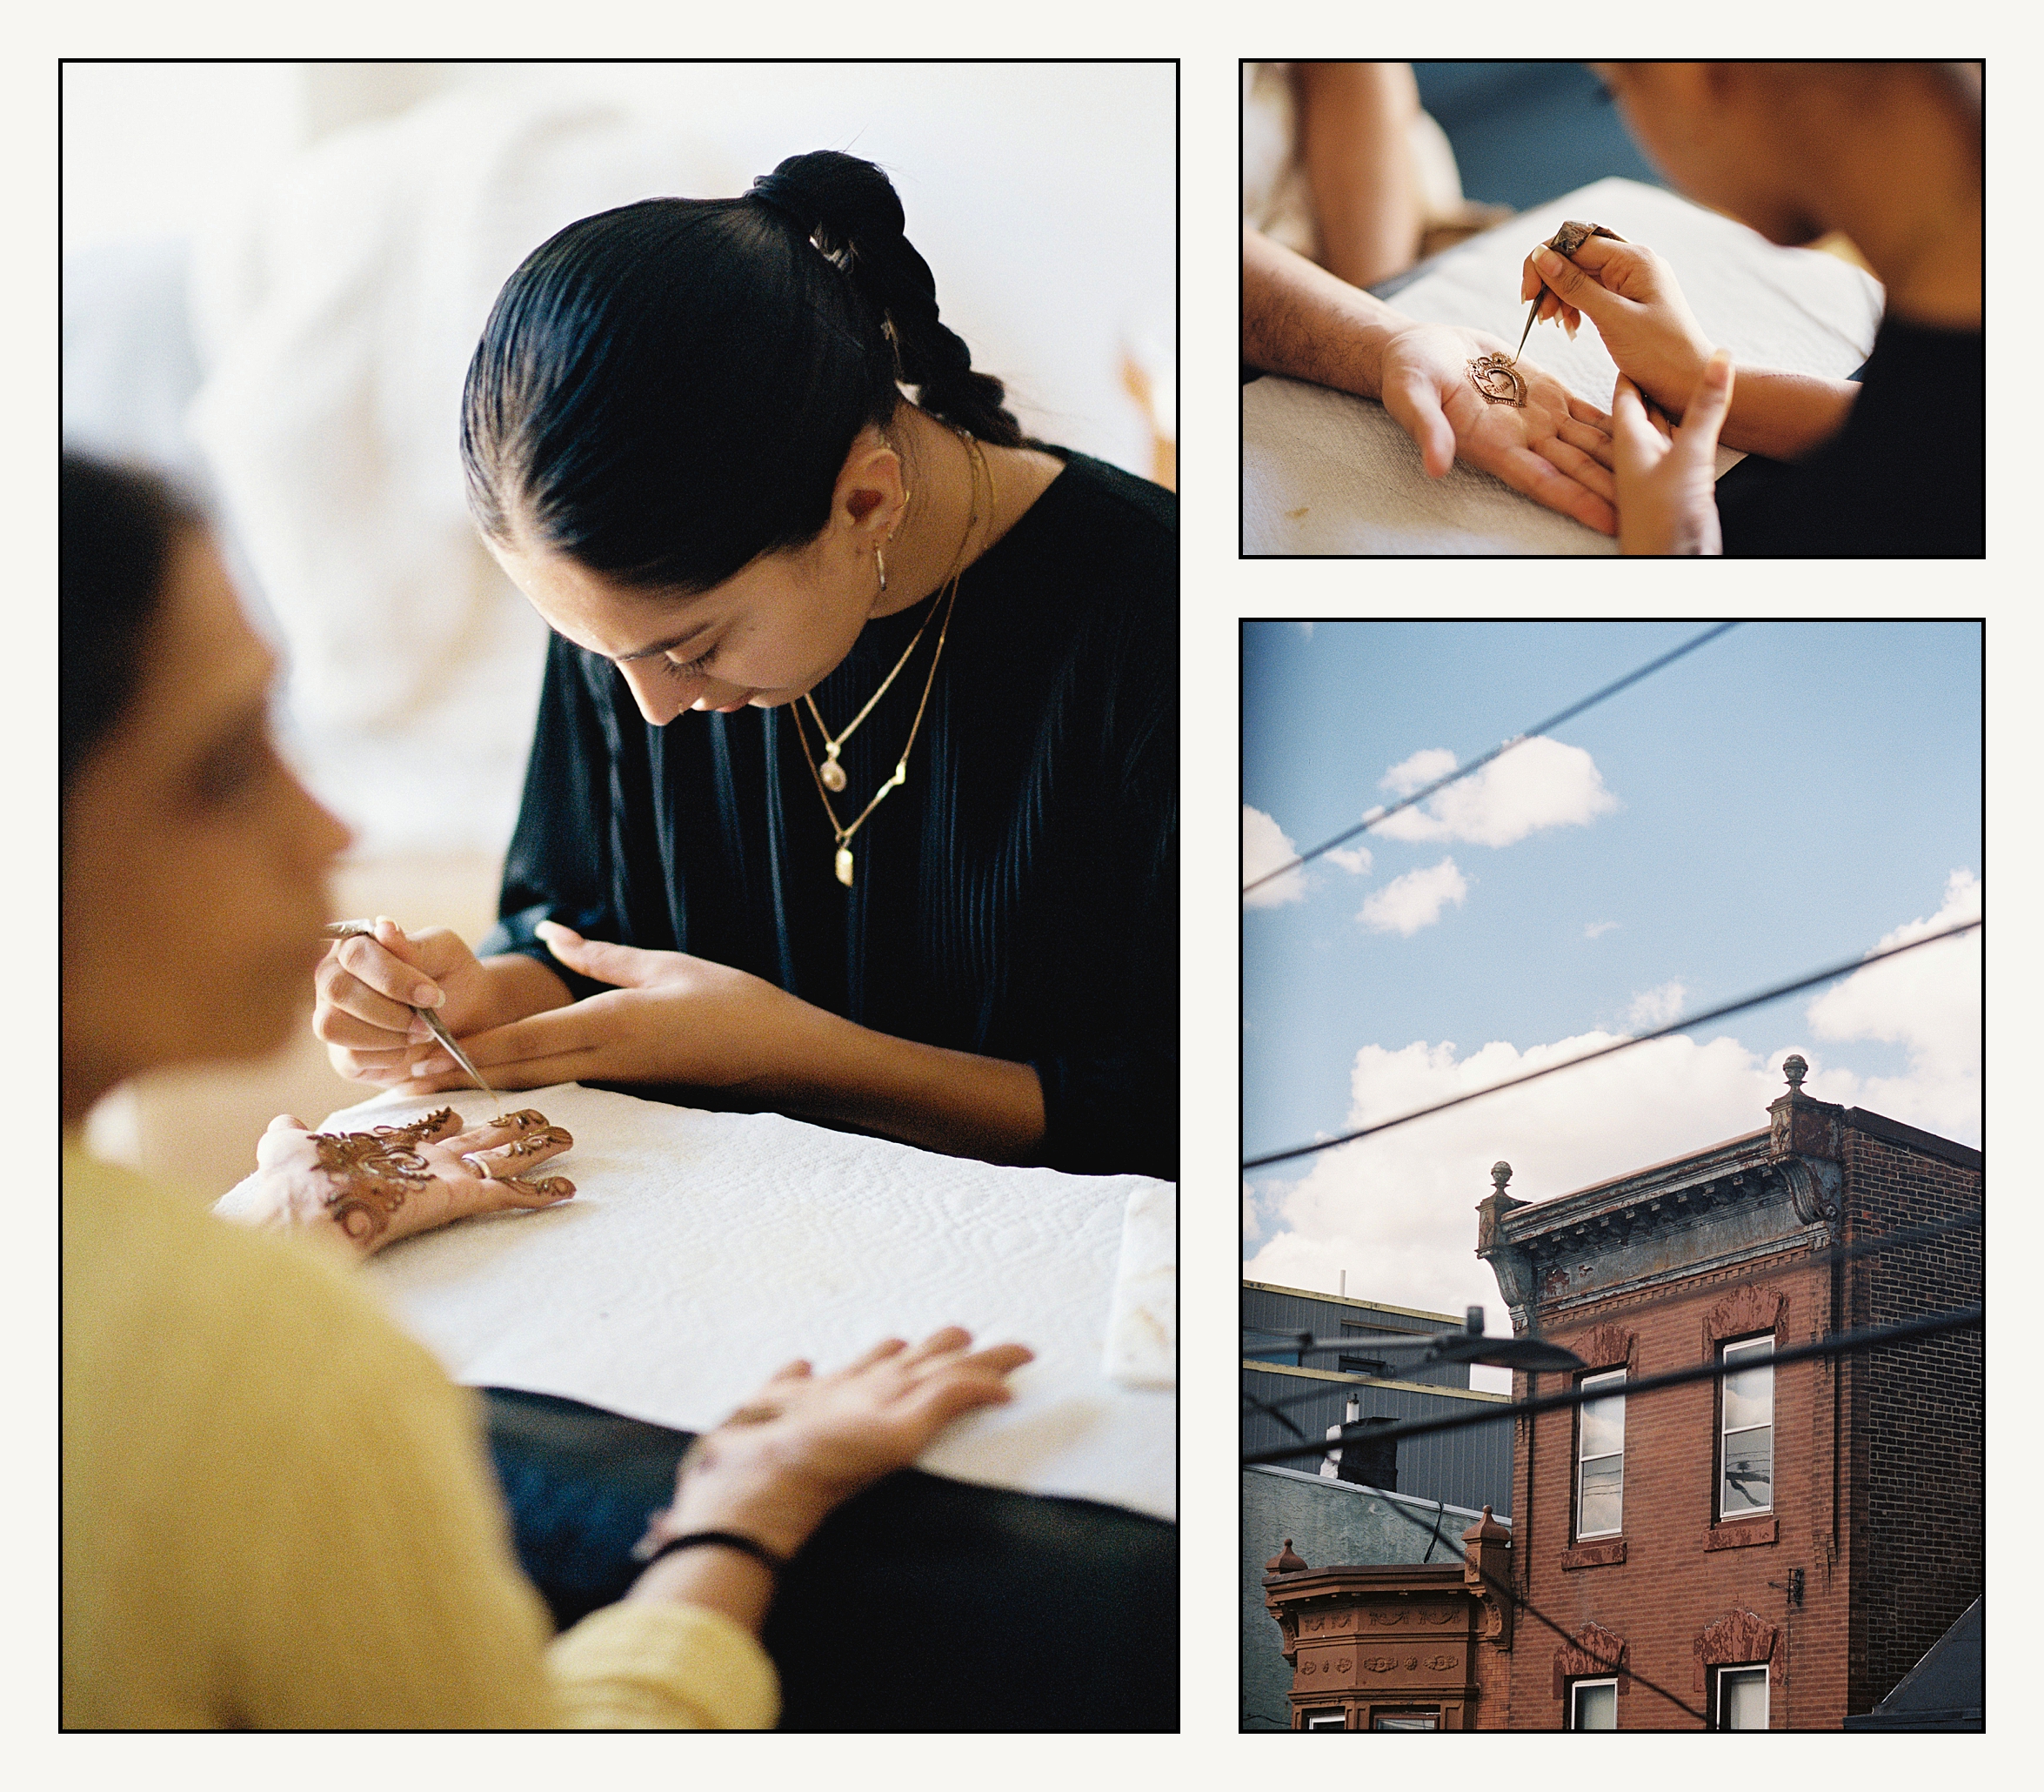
<box><xmin>1551</xmin><ymin>1621</ymin><xmax>1630</xmax><ymax>1700</ymax></box>
<box><xmin>1692</xmin><ymin>1608</ymin><xmax>1779</xmax><ymax>1690</ymax></box>
<box><xmin>1773</xmin><ymin>1154</ymin><xmax>1840</xmax><ymax>1226</ymax></box>
<box><xmin>1702</xmin><ymin>1284</ymin><xmax>1785</xmax><ymax>1352</ymax></box>
<box><xmin>1571</xmin><ymin>1322</ymin><xmax>1635</xmax><ymax>1371</ymax></box>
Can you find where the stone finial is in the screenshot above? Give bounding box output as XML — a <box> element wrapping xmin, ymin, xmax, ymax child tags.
<box><xmin>1491</xmin><ymin>1160</ymin><xmax>1513</xmax><ymax>1192</ymax></box>
<box><xmin>1266</xmin><ymin>1539</ymin><xmax>1308</xmax><ymax>1574</ymax></box>
<box><xmin>1781</xmin><ymin>1053</ymin><xmax>1807</xmax><ymax>1093</ymax></box>
<box><xmin>1461</xmin><ymin>1503</ymin><xmax>1512</xmax><ymax>1544</ymax></box>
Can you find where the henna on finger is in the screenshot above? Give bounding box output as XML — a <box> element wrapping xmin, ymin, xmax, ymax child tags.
<box><xmin>460</xmin><ymin>1127</ymin><xmax>571</xmax><ymax>1177</ymax></box>
<box><xmin>488</xmin><ymin>1109</ymin><xmax>551</xmax><ymax>1132</ymax></box>
<box><xmin>377</xmin><ymin>1107</ymin><xmax>459</xmax><ymax>1146</ymax></box>
<box><xmin>483</xmin><ymin>1173</ymin><xmax>575</xmax><ymax>1203</ymax></box>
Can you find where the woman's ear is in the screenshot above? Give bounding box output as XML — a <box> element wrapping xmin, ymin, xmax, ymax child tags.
<box><xmin>833</xmin><ymin>426</ymin><xmax>908</xmax><ymax>541</ymax></box>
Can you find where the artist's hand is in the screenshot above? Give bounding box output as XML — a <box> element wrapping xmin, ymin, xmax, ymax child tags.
<box><xmin>396</xmin><ymin>922</ymin><xmax>831</xmax><ymax>1095</ymax></box>
<box><xmin>314</xmin><ymin>917</ymin><xmax>568</xmax><ymax>1087</ymax></box>
<box><xmin>1611</xmin><ymin>352</ymin><xmax>1734</xmax><ymax>555</ymax></box>
<box><xmin>651</xmin><ymin>1328</ymin><xmax>1035</xmax><ymax>1562</ymax></box>
<box><xmin>1522</xmin><ymin>234</ymin><xmax>1717</xmax><ymax>422</ymax></box>
<box><xmin>1378</xmin><ymin>322</ymin><xmax>1618</xmax><ymax>535</ymax></box>
<box><xmin>214</xmin><ymin>1107</ymin><xmax>576</xmax><ymax>1255</ymax></box>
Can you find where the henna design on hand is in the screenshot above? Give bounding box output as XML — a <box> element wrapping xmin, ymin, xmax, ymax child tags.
<box><xmin>376</xmin><ymin>1107</ymin><xmax>458</xmax><ymax>1145</ymax></box>
<box><xmin>489</xmin><ymin>1109</ymin><xmax>551</xmax><ymax>1132</ymax></box>
<box><xmin>1466</xmin><ymin>352</ymin><xmax>1528</xmax><ymax>406</ymax></box>
<box><xmin>311</xmin><ymin>1130</ymin><xmax>432</xmax><ymax>1244</ymax></box>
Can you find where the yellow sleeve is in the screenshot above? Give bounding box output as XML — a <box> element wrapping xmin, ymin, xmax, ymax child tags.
<box><xmin>63</xmin><ymin>1148</ymin><xmax>777</xmax><ymax>1729</ymax></box>
<box><xmin>549</xmin><ymin>1603</ymin><xmax>779</xmax><ymax>1729</ymax></box>
<box><xmin>216</xmin><ymin>1247</ymin><xmax>782</xmax><ymax>1729</ymax></box>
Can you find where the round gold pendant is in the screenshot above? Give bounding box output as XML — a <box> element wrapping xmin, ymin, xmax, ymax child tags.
<box><xmin>834</xmin><ymin>846</ymin><xmax>855</xmax><ymax>887</ymax></box>
<box><xmin>820</xmin><ymin>754</ymin><xmax>846</xmax><ymax>792</ymax></box>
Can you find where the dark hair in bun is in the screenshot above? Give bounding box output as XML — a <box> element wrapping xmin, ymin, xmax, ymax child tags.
<box><xmin>461</xmin><ymin>150</ymin><xmax>1021</xmax><ymax>594</ymax></box>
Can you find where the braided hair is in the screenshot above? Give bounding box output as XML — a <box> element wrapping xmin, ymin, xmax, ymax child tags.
<box><xmin>461</xmin><ymin>150</ymin><xmax>1020</xmax><ymax>595</ymax></box>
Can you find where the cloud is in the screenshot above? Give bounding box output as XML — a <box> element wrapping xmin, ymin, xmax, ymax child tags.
<box><xmin>1373</xmin><ymin>736</ymin><xmax>1618</xmax><ymax>848</ymax></box>
<box><xmin>1584</xmin><ymin>920</ymin><xmax>1620</xmax><ymax>939</ymax></box>
<box><xmin>1803</xmin><ymin>870</ymin><xmax>1981</xmax><ymax>1141</ymax></box>
<box><xmin>1295</xmin><ymin>621</ymin><xmax>1314</xmax><ymax>638</ymax></box>
<box><xmin>1325</xmin><ymin>844</ymin><xmax>1373</xmax><ymax>876</ymax></box>
<box><xmin>1359</xmin><ymin>857</ymin><xmax>1468</xmax><ymax>936</ymax></box>
<box><xmin>1246</xmin><ymin>879</ymin><xmax>1981</xmax><ymax>1339</ymax></box>
<box><xmin>1242</xmin><ymin>806</ymin><xmax>1306</xmax><ymax>907</ymax></box>
<box><xmin>1243</xmin><ymin>1181</ymin><xmax>1263</xmax><ymax>1242</ymax></box>
<box><xmin>1627</xmin><ymin>980</ymin><xmax>1687</xmax><ymax>1029</ymax></box>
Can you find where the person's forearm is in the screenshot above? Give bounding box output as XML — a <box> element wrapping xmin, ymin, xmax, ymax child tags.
<box><xmin>476</xmin><ymin>951</ymin><xmax>576</xmax><ymax>1028</ymax></box>
<box><xmin>1717</xmin><ymin>368</ymin><xmax>1860</xmax><ymax>461</ymax></box>
<box><xmin>626</xmin><ymin>1545</ymin><xmax>778</xmax><ymax>1636</ymax></box>
<box><xmin>1244</xmin><ymin>226</ymin><xmax>1411</xmax><ymax>398</ymax></box>
<box><xmin>1296</xmin><ymin>62</ymin><xmax>1422</xmax><ymax>291</ymax></box>
<box><xmin>774</xmin><ymin>1008</ymin><xmax>1047</xmax><ymax>1164</ymax></box>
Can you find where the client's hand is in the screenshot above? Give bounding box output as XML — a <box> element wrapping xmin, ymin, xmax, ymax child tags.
<box><xmin>1522</xmin><ymin>234</ymin><xmax>1716</xmax><ymax>422</ymax></box>
<box><xmin>651</xmin><ymin>1327</ymin><xmax>1035</xmax><ymax>1564</ymax></box>
<box><xmin>1611</xmin><ymin>351</ymin><xmax>1735</xmax><ymax>555</ymax></box>
<box><xmin>1379</xmin><ymin>322</ymin><xmax>1618</xmax><ymax>535</ymax></box>
<box><xmin>214</xmin><ymin>1107</ymin><xmax>576</xmax><ymax>1254</ymax></box>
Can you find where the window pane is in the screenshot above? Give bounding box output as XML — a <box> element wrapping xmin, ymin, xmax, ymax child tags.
<box><xmin>1578</xmin><ymin>1455</ymin><xmax>1622</xmax><ymax>1535</ymax></box>
<box><xmin>1721</xmin><ymin>1668</ymin><xmax>1767</xmax><ymax>1730</ymax></box>
<box><xmin>1574</xmin><ymin>1682</ymin><xmax>1617</xmax><ymax>1730</ymax></box>
<box><xmin>1721</xmin><ymin>1427</ymin><xmax>1773</xmax><ymax>1514</ymax></box>
<box><xmin>1723</xmin><ymin>1356</ymin><xmax>1773</xmax><ymax>1431</ymax></box>
<box><xmin>1580</xmin><ymin>1381</ymin><xmax>1626</xmax><ymax>1459</ymax></box>
<box><xmin>1303</xmin><ymin>1709</ymin><xmax>1346</xmax><ymax>1730</ymax></box>
<box><xmin>1373</xmin><ymin>1711</ymin><xmax>1439</xmax><ymax>1730</ymax></box>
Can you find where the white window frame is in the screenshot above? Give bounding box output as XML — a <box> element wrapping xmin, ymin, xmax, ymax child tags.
<box><xmin>1719</xmin><ymin>1335</ymin><xmax>1775</xmax><ymax>1519</ymax></box>
<box><xmin>1371</xmin><ymin>1708</ymin><xmax>1441</xmax><ymax>1730</ymax></box>
<box><xmin>1574</xmin><ymin>1368</ymin><xmax>1626</xmax><ymax>1540</ymax></box>
<box><xmin>1570</xmin><ymin>1677</ymin><xmax>1619</xmax><ymax>1730</ymax></box>
<box><xmin>1301</xmin><ymin>1708</ymin><xmax>1347</xmax><ymax>1730</ymax></box>
<box><xmin>1715</xmin><ymin>1664</ymin><xmax>1769</xmax><ymax>1730</ymax></box>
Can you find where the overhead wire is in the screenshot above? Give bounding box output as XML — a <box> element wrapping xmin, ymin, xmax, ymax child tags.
<box><xmin>1238</xmin><ymin>1207</ymin><xmax>1982</xmax><ymax>1423</ymax></box>
<box><xmin>1241</xmin><ymin>1302</ymin><xmax>1981</xmax><ymax>1470</ymax></box>
<box><xmin>1242</xmin><ymin>621</ymin><xmax>1740</xmax><ymax>896</ymax></box>
<box><xmin>1242</xmin><ymin>917</ymin><xmax>1980</xmax><ymax>1171</ymax></box>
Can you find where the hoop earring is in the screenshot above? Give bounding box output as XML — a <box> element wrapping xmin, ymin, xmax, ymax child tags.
<box><xmin>875</xmin><ymin>545</ymin><xmax>887</xmax><ymax>593</ymax></box>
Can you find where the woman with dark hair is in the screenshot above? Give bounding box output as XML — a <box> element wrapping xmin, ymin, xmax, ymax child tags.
<box><xmin>61</xmin><ymin>452</ymin><xmax>1032</xmax><ymax>1727</ymax></box>
<box><xmin>311</xmin><ymin>151</ymin><xmax>1178</xmax><ymax>1180</ymax></box>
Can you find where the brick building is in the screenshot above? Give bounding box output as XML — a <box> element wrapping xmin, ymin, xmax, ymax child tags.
<box><xmin>1467</xmin><ymin>1058</ymin><xmax>1982</xmax><ymax>1729</ymax></box>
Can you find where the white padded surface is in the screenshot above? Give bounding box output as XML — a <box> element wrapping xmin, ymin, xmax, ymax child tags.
<box><xmin>325</xmin><ymin>1083</ymin><xmax>1176</xmax><ymax>1521</ymax></box>
<box><xmin>1244</xmin><ymin>177</ymin><xmax>1885</xmax><ymax>555</ymax></box>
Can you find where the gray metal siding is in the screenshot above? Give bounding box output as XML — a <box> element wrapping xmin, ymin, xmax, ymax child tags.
<box><xmin>1241</xmin><ymin>1367</ymin><xmax>1513</xmax><ymax>1517</ymax></box>
<box><xmin>1241</xmin><ymin>1285</ymin><xmax>1473</xmax><ymax>1390</ymax></box>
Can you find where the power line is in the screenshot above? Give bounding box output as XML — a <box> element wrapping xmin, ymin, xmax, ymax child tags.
<box><xmin>1261</xmin><ymin>1468</ymin><xmax>1716</xmax><ymax>1727</ymax></box>
<box><xmin>1243</xmin><ymin>621</ymin><xmax>1740</xmax><ymax>896</ymax></box>
<box><xmin>1239</xmin><ymin>1209</ymin><xmax>1982</xmax><ymax>1423</ymax></box>
<box><xmin>1243</xmin><ymin>917</ymin><xmax>1980</xmax><ymax>1171</ymax></box>
<box><xmin>1241</xmin><ymin>1302</ymin><xmax>1981</xmax><ymax>1469</ymax></box>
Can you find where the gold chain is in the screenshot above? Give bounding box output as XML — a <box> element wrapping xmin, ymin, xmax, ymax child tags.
<box><xmin>791</xmin><ymin>431</ymin><xmax>992</xmax><ymax>887</ymax></box>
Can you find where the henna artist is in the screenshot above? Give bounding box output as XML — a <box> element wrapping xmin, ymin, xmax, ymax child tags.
<box><xmin>61</xmin><ymin>454</ymin><xmax>1032</xmax><ymax>1728</ymax></box>
<box><xmin>1521</xmin><ymin>63</ymin><xmax>1981</xmax><ymax>555</ymax></box>
<box><xmin>311</xmin><ymin>151</ymin><xmax>1176</xmax><ymax>1180</ymax></box>
<box><xmin>1242</xmin><ymin>224</ymin><xmax>1621</xmax><ymax>535</ymax></box>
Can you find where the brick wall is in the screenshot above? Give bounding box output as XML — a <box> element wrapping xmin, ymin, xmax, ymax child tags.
<box><xmin>1503</xmin><ymin>1252</ymin><xmax>1841</xmax><ymax>1729</ymax></box>
<box><xmin>1840</xmin><ymin>1126</ymin><xmax>1984</xmax><ymax>1713</ymax></box>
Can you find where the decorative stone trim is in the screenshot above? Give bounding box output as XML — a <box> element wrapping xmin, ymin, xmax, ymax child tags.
<box><xmin>1571</xmin><ymin>1322</ymin><xmax>1635</xmax><ymax>1373</ymax></box>
<box><xmin>1552</xmin><ymin>1621</ymin><xmax>1631</xmax><ymax>1700</ymax></box>
<box><xmin>1702</xmin><ymin>1284</ymin><xmax>1784</xmax><ymax>1354</ymax></box>
<box><xmin>1561</xmin><ymin>1537</ymin><xmax>1628</xmax><ymax>1570</ymax></box>
<box><xmin>1692</xmin><ymin>1608</ymin><xmax>1779</xmax><ymax>1691</ymax></box>
<box><xmin>1704</xmin><ymin>1515</ymin><xmax>1778</xmax><ymax>1552</ymax></box>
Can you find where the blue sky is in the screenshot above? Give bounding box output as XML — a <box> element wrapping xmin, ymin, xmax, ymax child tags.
<box><xmin>1242</xmin><ymin>620</ymin><xmax>1981</xmax><ymax>1361</ymax></box>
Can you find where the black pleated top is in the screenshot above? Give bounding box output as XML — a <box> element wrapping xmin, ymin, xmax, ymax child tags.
<box><xmin>1716</xmin><ymin>316</ymin><xmax>1984</xmax><ymax>557</ymax></box>
<box><xmin>480</xmin><ymin>451</ymin><xmax>1179</xmax><ymax>1180</ymax></box>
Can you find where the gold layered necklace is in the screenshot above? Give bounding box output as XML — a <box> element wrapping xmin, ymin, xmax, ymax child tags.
<box><xmin>792</xmin><ymin>431</ymin><xmax>990</xmax><ymax>888</ymax></box>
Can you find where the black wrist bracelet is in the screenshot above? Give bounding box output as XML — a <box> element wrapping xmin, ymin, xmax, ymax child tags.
<box><xmin>637</xmin><ymin>1529</ymin><xmax>788</xmax><ymax>1575</ymax></box>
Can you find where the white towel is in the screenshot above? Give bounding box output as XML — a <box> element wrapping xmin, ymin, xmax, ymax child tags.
<box><xmin>1102</xmin><ymin>1180</ymin><xmax>1175</xmax><ymax>1388</ymax></box>
<box><xmin>323</xmin><ymin>1083</ymin><xmax>1176</xmax><ymax>1521</ymax></box>
<box><xmin>1244</xmin><ymin>177</ymin><xmax>1885</xmax><ymax>555</ymax></box>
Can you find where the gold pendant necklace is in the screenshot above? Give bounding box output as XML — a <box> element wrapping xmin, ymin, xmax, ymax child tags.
<box><xmin>792</xmin><ymin>431</ymin><xmax>990</xmax><ymax>887</ymax></box>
